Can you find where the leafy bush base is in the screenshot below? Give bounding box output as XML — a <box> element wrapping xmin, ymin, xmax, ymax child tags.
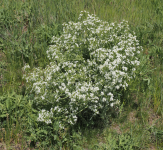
<box><xmin>22</xmin><ymin>11</ymin><xmax>143</xmax><ymax>128</ymax></box>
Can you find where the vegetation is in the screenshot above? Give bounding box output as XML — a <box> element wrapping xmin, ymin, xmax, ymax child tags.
<box><xmin>0</xmin><ymin>0</ymin><xmax>163</xmax><ymax>149</ymax></box>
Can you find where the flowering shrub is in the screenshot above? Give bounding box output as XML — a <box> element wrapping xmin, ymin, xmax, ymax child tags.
<box><xmin>22</xmin><ymin>11</ymin><xmax>143</xmax><ymax>128</ymax></box>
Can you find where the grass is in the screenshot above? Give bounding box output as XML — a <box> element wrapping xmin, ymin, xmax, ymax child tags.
<box><xmin>0</xmin><ymin>0</ymin><xmax>163</xmax><ymax>149</ymax></box>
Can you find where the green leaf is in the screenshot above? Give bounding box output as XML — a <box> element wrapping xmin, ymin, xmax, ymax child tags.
<box><xmin>0</xmin><ymin>103</ymin><xmax>4</xmax><ymax>111</ymax></box>
<box><xmin>6</xmin><ymin>97</ymin><xmax>10</xmax><ymax>109</ymax></box>
<box><xmin>0</xmin><ymin>114</ymin><xmax>7</xmax><ymax>118</ymax></box>
<box><xmin>53</xmin><ymin>135</ymin><xmax>58</xmax><ymax>140</ymax></box>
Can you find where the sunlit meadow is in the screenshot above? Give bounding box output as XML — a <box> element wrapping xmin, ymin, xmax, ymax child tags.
<box><xmin>0</xmin><ymin>0</ymin><xmax>163</xmax><ymax>149</ymax></box>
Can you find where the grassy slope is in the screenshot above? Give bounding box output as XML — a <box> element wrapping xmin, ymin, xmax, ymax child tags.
<box><xmin>0</xmin><ymin>0</ymin><xmax>163</xmax><ymax>149</ymax></box>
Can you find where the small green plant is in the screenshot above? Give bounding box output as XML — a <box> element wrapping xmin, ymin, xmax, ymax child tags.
<box><xmin>95</xmin><ymin>132</ymin><xmax>140</xmax><ymax>150</ymax></box>
<box><xmin>0</xmin><ymin>91</ymin><xmax>38</xmax><ymax>147</ymax></box>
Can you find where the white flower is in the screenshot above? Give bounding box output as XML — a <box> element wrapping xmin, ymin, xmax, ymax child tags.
<box><xmin>115</xmin><ymin>85</ymin><xmax>120</xmax><ymax>90</ymax></box>
<box><xmin>110</xmin><ymin>103</ymin><xmax>114</xmax><ymax>107</ymax></box>
<box><xmin>37</xmin><ymin>109</ymin><xmax>53</xmax><ymax>124</ymax></box>
<box><xmin>22</xmin><ymin>64</ymin><xmax>30</xmax><ymax>71</ymax></box>
<box><xmin>80</xmin><ymin>86</ymin><xmax>86</xmax><ymax>92</ymax></box>
<box><xmin>94</xmin><ymin>87</ymin><xmax>99</xmax><ymax>91</ymax></box>
<box><xmin>79</xmin><ymin>94</ymin><xmax>86</xmax><ymax>100</ymax></box>
<box><xmin>90</xmin><ymin>93</ymin><xmax>94</xmax><ymax>97</ymax></box>
<box><xmin>102</xmin><ymin>98</ymin><xmax>106</xmax><ymax>102</ymax></box>
<box><xmin>107</xmin><ymin>92</ymin><xmax>113</xmax><ymax>96</ymax></box>
<box><xmin>41</xmin><ymin>96</ymin><xmax>45</xmax><ymax>100</ymax></box>
<box><xmin>101</xmin><ymin>92</ymin><xmax>104</xmax><ymax>95</ymax></box>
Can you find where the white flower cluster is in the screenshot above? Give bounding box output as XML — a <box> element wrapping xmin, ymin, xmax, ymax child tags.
<box><xmin>37</xmin><ymin>109</ymin><xmax>53</xmax><ymax>124</ymax></box>
<box><xmin>22</xmin><ymin>63</ymin><xmax>30</xmax><ymax>72</ymax></box>
<box><xmin>23</xmin><ymin>11</ymin><xmax>143</xmax><ymax>128</ymax></box>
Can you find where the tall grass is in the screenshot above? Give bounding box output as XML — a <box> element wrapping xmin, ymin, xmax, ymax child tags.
<box><xmin>0</xmin><ymin>0</ymin><xmax>163</xmax><ymax>149</ymax></box>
